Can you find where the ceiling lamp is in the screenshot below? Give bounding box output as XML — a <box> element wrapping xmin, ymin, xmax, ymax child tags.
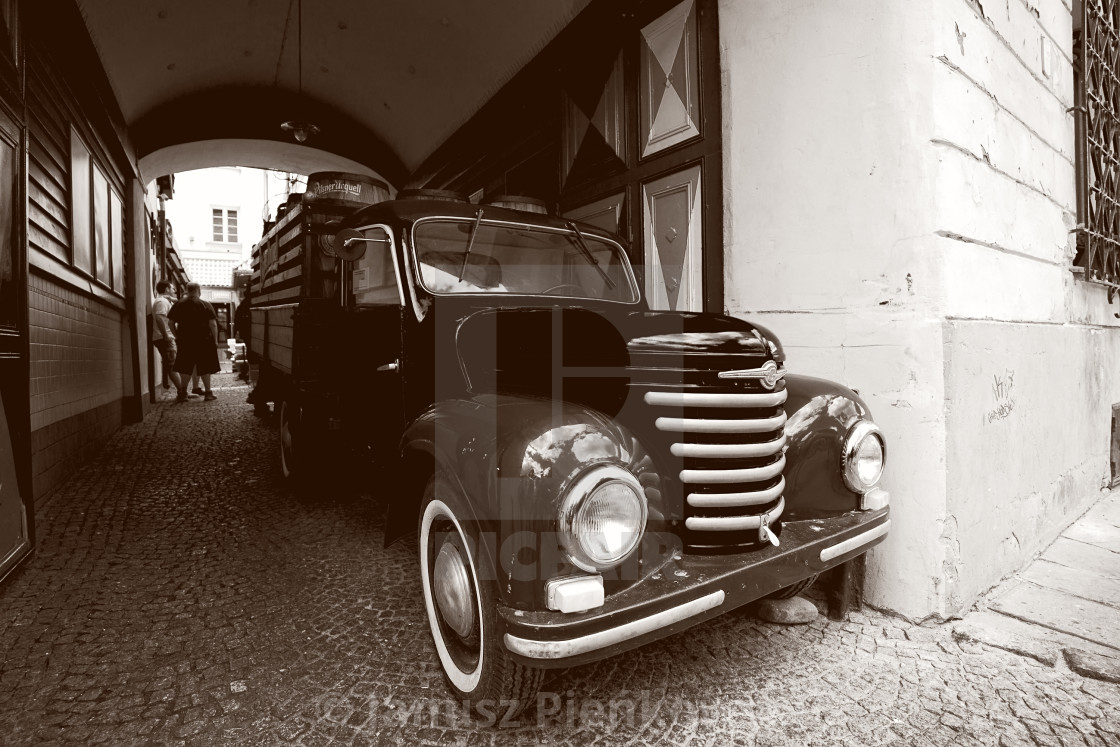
<box><xmin>281</xmin><ymin>0</ymin><xmax>318</xmax><ymax>143</ymax></box>
<box><xmin>280</xmin><ymin>121</ymin><xmax>319</xmax><ymax>143</ymax></box>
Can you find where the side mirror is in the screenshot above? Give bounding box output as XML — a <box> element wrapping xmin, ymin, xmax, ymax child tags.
<box><xmin>331</xmin><ymin>228</ymin><xmax>369</xmax><ymax>261</ymax></box>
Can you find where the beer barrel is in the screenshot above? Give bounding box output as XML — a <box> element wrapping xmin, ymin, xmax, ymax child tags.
<box><xmin>397</xmin><ymin>188</ymin><xmax>469</xmax><ymax>202</ymax></box>
<box><xmin>304</xmin><ymin>171</ymin><xmax>390</xmax><ymax>207</ymax></box>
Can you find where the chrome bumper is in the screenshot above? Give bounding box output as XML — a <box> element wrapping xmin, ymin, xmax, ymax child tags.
<box><xmin>502</xmin><ymin>511</ymin><xmax>890</xmax><ymax>663</ymax></box>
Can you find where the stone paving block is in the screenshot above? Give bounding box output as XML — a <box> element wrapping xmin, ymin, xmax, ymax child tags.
<box><xmin>1021</xmin><ymin>559</ymin><xmax>1120</xmax><ymax>611</ymax></box>
<box><xmin>1065</xmin><ymin>648</ymin><xmax>1120</xmax><ymax>685</ymax></box>
<box><xmin>1062</xmin><ymin>514</ymin><xmax>1120</xmax><ymax>553</ymax></box>
<box><xmin>990</xmin><ymin>583</ymin><xmax>1120</xmax><ymax>651</ymax></box>
<box><xmin>1080</xmin><ymin>493</ymin><xmax>1120</xmax><ymax>529</ymax></box>
<box><xmin>952</xmin><ymin>614</ymin><xmax>1061</xmax><ymax>666</ymax></box>
<box><xmin>1043</xmin><ymin>537</ymin><xmax>1120</xmax><ymax>581</ymax></box>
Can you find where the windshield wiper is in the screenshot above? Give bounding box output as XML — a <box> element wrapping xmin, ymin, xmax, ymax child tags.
<box><xmin>565</xmin><ymin>220</ymin><xmax>616</xmax><ymax>290</ymax></box>
<box><xmin>458</xmin><ymin>208</ymin><xmax>485</xmax><ymax>282</ymax></box>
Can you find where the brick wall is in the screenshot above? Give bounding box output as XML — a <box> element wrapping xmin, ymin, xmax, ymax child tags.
<box><xmin>29</xmin><ymin>273</ymin><xmax>124</xmax><ymax>504</ymax></box>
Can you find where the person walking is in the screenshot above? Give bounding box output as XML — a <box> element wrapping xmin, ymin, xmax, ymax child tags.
<box><xmin>151</xmin><ymin>281</ymin><xmax>181</xmax><ymax>393</ymax></box>
<box><xmin>169</xmin><ymin>282</ymin><xmax>220</xmax><ymax>402</ymax></box>
<box><xmin>234</xmin><ymin>287</ymin><xmax>252</xmax><ymax>382</ymax></box>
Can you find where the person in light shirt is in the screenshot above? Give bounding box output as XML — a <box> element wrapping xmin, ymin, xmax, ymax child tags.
<box><xmin>151</xmin><ymin>281</ymin><xmax>181</xmax><ymax>393</ymax></box>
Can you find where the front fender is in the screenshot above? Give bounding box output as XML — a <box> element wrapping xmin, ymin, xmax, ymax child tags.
<box><xmin>782</xmin><ymin>374</ymin><xmax>875</xmax><ymax>519</ymax></box>
<box><xmin>400</xmin><ymin>394</ymin><xmax>670</xmax><ymax>610</ymax></box>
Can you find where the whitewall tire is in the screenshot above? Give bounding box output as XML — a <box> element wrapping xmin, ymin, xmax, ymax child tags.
<box><xmin>418</xmin><ymin>473</ymin><xmax>543</xmax><ymax>718</ymax></box>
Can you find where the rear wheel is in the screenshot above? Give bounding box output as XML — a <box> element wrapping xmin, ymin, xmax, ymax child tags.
<box><xmin>278</xmin><ymin>399</ymin><xmax>300</xmax><ymax>481</ymax></box>
<box><xmin>419</xmin><ymin>473</ymin><xmax>542</xmax><ymax>720</ymax></box>
<box><xmin>279</xmin><ymin>398</ymin><xmax>324</xmax><ymax>494</ymax></box>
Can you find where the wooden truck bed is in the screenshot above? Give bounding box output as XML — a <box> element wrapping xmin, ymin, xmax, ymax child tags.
<box><xmin>249</xmin><ymin>199</ymin><xmax>356</xmax><ymax>380</ymax></box>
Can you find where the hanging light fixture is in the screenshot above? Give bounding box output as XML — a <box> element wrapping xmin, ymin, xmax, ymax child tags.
<box><xmin>281</xmin><ymin>0</ymin><xmax>319</xmax><ymax>143</ymax></box>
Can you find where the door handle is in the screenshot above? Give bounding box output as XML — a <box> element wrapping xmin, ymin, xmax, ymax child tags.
<box><xmin>377</xmin><ymin>360</ymin><xmax>400</xmax><ymax>372</ymax></box>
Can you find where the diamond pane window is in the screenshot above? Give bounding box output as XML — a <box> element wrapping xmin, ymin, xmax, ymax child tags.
<box><xmin>639</xmin><ymin>0</ymin><xmax>700</xmax><ymax>158</ymax></box>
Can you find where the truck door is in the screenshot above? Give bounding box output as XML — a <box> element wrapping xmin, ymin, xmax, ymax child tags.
<box><xmin>348</xmin><ymin>225</ymin><xmax>405</xmax><ymax>460</ymax></box>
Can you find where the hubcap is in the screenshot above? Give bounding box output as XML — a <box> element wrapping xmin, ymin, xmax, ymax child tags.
<box><xmin>433</xmin><ymin>542</ymin><xmax>475</xmax><ymax>638</ymax></box>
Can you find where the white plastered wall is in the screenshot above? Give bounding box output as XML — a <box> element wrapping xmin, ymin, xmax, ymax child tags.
<box><xmin>930</xmin><ymin>0</ymin><xmax>1118</xmax><ymax>612</ymax></box>
<box><xmin>720</xmin><ymin>0</ymin><xmax>1120</xmax><ymax>619</ymax></box>
<box><xmin>719</xmin><ymin>0</ymin><xmax>946</xmax><ymax>619</ymax></box>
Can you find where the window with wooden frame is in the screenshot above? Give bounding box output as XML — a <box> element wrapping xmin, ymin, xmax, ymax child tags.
<box><xmin>0</xmin><ymin>0</ymin><xmax>18</xmax><ymax>97</ymax></box>
<box><xmin>558</xmin><ymin>0</ymin><xmax>722</xmax><ymax>313</ymax></box>
<box><xmin>0</xmin><ymin>111</ymin><xmax>18</xmax><ymax>329</ymax></box>
<box><xmin>212</xmin><ymin>208</ymin><xmax>239</xmax><ymax>244</ymax></box>
<box><xmin>69</xmin><ymin>126</ymin><xmax>124</xmax><ymax>293</ymax></box>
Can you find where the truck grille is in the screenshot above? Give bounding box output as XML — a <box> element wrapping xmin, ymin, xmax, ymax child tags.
<box><xmin>630</xmin><ymin>353</ymin><xmax>786</xmax><ymax>551</ymax></box>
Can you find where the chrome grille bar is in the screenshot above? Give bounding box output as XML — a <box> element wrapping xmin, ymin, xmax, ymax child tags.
<box><xmin>680</xmin><ymin>455</ymin><xmax>785</xmax><ymax>485</ymax></box>
<box><xmin>670</xmin><ymin>435</ymin><xmax>786</xmax><ymax>459</ymax></box>
<box><xmin>644</xmin><ymin>390</ymin><xmax>788</xmax><ymax>408</ymax></box>
<box><xmin>688</xmin><ymin>477</ymin><xmax>785</xmax><ymax>508</ymax></box>
<box><xmin>632</xmin><ymin>358</ymin><xmax>789</xmax><ymax>545</ymax></box>
<box><xmin>655</xmin><ymin>412</ymin><xmax>787</xmax><ymax>434</ymax></box>
<box><xmin>685</xmin><ymin>496</ymin><xmax>785</xmax><ymax>532</ymax></box>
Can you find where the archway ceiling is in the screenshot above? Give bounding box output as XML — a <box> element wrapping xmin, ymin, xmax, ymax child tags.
<box><xmin>75</xmin><ymin>0</ymin><xmax>589</xmax><ymax>184</ymax></box>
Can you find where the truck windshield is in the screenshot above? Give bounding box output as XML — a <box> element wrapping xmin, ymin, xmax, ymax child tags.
<box><xmin>413</xmin><ymin>219</ymin><xmax>640</xmax><ymax>303</ymax></box>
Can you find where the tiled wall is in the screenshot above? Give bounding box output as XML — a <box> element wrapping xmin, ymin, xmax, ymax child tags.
<box><xmin>29</xmin><ymin>273</ymin><xmax>124</xmax><ymax>503</ymax></box>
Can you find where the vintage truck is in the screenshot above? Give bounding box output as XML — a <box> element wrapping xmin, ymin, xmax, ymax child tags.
<box><xmin>249</xmin><ymin>182</ymin><xmax>890</xmax><ymax>717</ymax></box>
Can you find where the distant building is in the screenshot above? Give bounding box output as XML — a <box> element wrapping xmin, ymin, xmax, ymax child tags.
<box><xmin>165</xmin><ymin>168</ymin><xmax>303</xmax><ymax>341</ymax></box>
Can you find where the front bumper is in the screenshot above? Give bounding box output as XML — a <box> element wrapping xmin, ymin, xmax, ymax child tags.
<box><xmin>500</xmin><ymin>506</ymin><xmax>889</xmax><ymax>668</ymax></box>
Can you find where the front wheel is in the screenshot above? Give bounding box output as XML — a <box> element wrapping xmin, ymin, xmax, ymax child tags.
<box><xmin>419</xmin><ymin>474</ymin><xmax>542</xmax><ymax>720</ymax></box>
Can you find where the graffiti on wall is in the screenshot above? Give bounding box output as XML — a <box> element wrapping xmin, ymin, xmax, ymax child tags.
<box><xmin>986</xmin><ymin>370</ymin><xmax>1016</xmax><ymax>424</ymax></box>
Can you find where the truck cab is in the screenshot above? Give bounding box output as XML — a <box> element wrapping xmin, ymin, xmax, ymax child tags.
<box><xmin>249</xmin><ymin>188</ymin><xmax>891</xmax><ymax>717</ymax></box>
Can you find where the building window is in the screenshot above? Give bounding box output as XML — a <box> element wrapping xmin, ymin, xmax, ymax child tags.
<box><xmin>212</xmin><ymin>208</ymin><xmax>238</xmax><ymax>243</ymax></box>
<box><xmin>1074</xmin><ymin>2</ymin><xmax>1120</xmax><ymax>289</ymax></box>
<box><xmin>70</xmin><ymin>129</ymin><xmax>92</xmax><ymax>274</ymax></box>
<box><xmin>69</xmin><ymin>127</ymin><xmax>124</xmax><ymax>292</ymax></box>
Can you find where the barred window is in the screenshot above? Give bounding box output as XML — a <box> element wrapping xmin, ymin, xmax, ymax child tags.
<box><xmin>1074</xmin><ymin>1</ymin><xmax>1120</xmax><ymax>288</ymax></box>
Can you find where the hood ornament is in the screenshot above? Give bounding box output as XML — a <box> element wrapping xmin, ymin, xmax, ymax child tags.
<box><xmin>718</xmin><ymin>360</ymin><xmax>785</xmax><ymax>390</ymax></box>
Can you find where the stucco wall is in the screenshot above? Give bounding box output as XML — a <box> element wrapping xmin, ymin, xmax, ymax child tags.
<box><xmin>932</xmin><ymin>0</ymin><xmax>1116</xmax><ymax>611</ymax></box>
<box><xmin>718</xmin><ymin>0</ymin><xmax>948</xmax><ymax>619</ymax></box>
<box><xmin>720</xmin><ymin>0</ymin><xmax>1116</xmax><ymax>619</ymax></box>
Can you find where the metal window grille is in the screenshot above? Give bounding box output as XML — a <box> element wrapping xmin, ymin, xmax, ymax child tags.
<box><xmin>1075</xmin><ymin>1</ymin><xmax>1120</xmax><ymax>288</ymax></box>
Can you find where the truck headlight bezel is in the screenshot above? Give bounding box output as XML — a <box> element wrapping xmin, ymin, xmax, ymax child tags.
<box><xmin>841</xmin><ymin>421</ymin><xmax>886</xmax><ymax>494</ymax></box>
<box><xmin>558</xmin><ymin>464</ymin><xmax>647</xmax><ymax>572</ymax></box>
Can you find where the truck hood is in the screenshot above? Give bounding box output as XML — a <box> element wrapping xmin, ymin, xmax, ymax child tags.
<box><xmin>454</xmin><ymin>307</ymin><xmax>781</xmax><ymax>412</ymax></box>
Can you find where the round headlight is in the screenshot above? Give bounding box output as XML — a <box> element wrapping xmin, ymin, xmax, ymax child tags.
<box><xmin>559</xmin><ymin>465</ymin><xmax>647</xmax><ymax>572</ymax></box>
<box><xmin>842</xmin><ymin>421</ymin><xmax>886</xmax><ymax>493</ymax></box>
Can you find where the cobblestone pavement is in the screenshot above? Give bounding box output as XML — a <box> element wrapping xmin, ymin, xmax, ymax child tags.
<box><xmin>2</xmin><ymin>374</ymin><xmax>1120</xmax><ymax>746</ymax></box>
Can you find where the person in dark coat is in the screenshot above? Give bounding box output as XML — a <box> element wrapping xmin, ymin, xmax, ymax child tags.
<box><xmin>233</xmin><ymin>287</ymin><xmax>252</xmax><ymax>382</ymax></box>
<box><xmin>169</xmin><ymin>282</ymin><xmax>220</xmax><ymax>402</ymax></box>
